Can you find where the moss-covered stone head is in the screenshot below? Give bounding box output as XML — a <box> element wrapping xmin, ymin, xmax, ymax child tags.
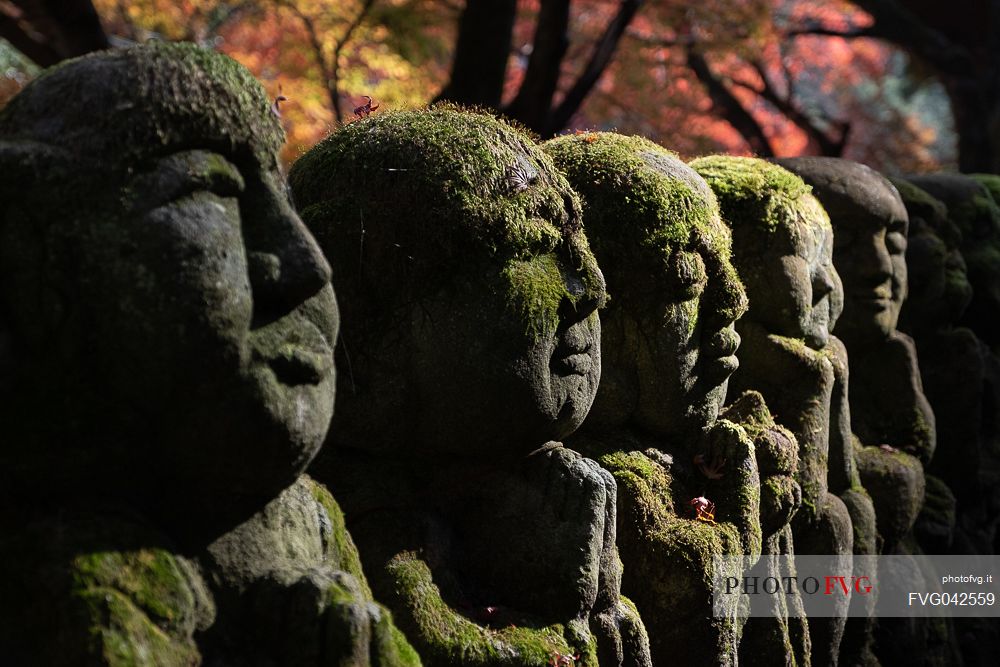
<box><xmin>891</xmin><ymin>177</ymin><xmax>972</xmax><ymax>332</ymax></box>
<box><xmin>0</xmin><ymin>42</ymin><xmax>338</xmax><ymax>535</ymax></box>
<box><xmin>906</xmin><ymin>173</ymin><xmax>1000</xmax><ymax>347</ymax></box>
<box><xmin>692</xmin><ymin>155</ymin><xmax>842</xmax><ymax>349</ymax></box>
<box><xmin>290</xmin><ymin>107</ymin><xmax>607</xmax><ymax>457</ymax></box>
<box><xmin>544</xmin><ymin>132</ymin><xmax>747</xmax><ymax>440</ymax></box>
<box><xmin>775</xmin><ymin>157</ymin><xmax>908</xmax><ymax>346</ymax></box>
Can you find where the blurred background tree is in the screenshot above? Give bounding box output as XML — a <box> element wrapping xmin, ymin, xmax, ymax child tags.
<box><xmin>1</xmin><ymin>0</ymin><xmax>992</xmax><ymax>173</ymax></box>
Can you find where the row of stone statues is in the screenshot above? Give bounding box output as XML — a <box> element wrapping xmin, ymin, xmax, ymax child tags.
<box><xmin>1</xmin><ymin>43</ymin><xmax>997</xmax><ymax>667</ymax></box>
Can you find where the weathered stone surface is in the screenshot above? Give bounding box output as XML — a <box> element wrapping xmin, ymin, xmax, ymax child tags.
<box><xmin>777</xmin><ymin>156</ymin><xmax>938</xmax><ymax>667</ymax></box>
<box><xmin>775</xmin><ymin>159</ymin><xmax>932</xmax><ymax>543</ymax></box>
<box><xmin>0</xmin><ymin>42</ymin><xmax>415</xmax><ymax>666</ymax></box>
<box><xmin>293</xmin><ymin>109</ymin><xmax>650</xmax><ymax>666</ymax></box>
<box><xmin>907</xmin><ymin>173</ymin><xmax>1000</xmax><ymax>352</ymax></box>
<box><xmin>695</xmin><ymin>155</ymin><xmax>877</xmax><ymax>667</ymax></box>
<box><xmin>546</xmin><ymin>133</ymin><xmax>760</xmax><ymax>666</ymax></box>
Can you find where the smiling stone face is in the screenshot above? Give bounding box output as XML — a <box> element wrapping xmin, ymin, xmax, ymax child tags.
<box><xmin>290</xmin><ymin>108</ymin><xmax>607</xmax><ymax>456</ymax></box>
<box><xmin>0</xmin><ymin>43</ymin><xmax>338</xmax><ymax>531</ymax></box>
<box><xmin>776</xmin><ymin>157</ymin><xmax>908</xmax><ymax>346</ymax></box>
<box><xmin>544</xmin><ymin>133</ymin><xmax>748</xmax><ymax>441</ymax></box>
<box><xmin>693</xmin><ymin>156</ymin><xmax>843</xmax><ymax>350</ymax></box>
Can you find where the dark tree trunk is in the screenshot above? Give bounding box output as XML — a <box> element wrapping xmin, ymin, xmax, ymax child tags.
<box><xmin>0</xmin><ymin>0</ymin><xmax>108</xmax><ymax>67</ymax></box>
<box><xmin>437</xmin><ymin>0</ymin><xmax>642</xmax><ymax>137</ymax></box>
<box><xmin>947</xmin><ymin>73</ymin><xmax>1000</xmax><ymax>172</ymax></box>
<box><xmin>687</xmin><ymin>49</ymin><xmax>774</xmax><ymax>157</ymax></box>
<box><xmin>435</xmin><ymin>0</ymin><xmax>517</xmax><ymax>108</ymax></box>
<box><xmin>504</xmin><ymin>0</ymin><xmax>571</xmax><ymax>134</ymax></box>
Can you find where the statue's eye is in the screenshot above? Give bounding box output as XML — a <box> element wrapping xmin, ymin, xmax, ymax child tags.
<box><xmin>886</xmin><ymin>220</ymin><xmax>906</xmax><ymax>254</ymax></box>
<box><xmin>202</xmin><ymin>171</ymin><xmax>245</xmax><ymax>199</ymax></box>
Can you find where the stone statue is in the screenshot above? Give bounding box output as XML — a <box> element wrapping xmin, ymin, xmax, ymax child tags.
<box><xmin>545</xmin><ymin>132</ymin><xmax>767</xmax><ymax>666</ymax></box>
<box><xmin>0</xmin><ymin>42</ymin><xmax>417</xmax><ymax>666</ymax></box>
<box><xmin>908</xmin><ymin>173</ymin><xmax>1000</xmax><ymax>355</ymax></box>
<box><xmin>290</xmin><ymin>108</ymin><xmax>651</xmax><ymax>667</ymax></box>
<box><xmin>693</xmin><ymin>155</ymin><xmax>878</xmax><ymax>667</ymax></box>
<box><xmin>891</xmin><ymin>178</ymin><xmax>970</xmax><ymax>552</ymax></box>
<box><xmin>904</xmin><ymin>173</ymin><xmax>1000</xmax><ymax>555</ymax></box>
<box><xmin>776</xmin><ymin>157</ymin><xmax>931</xmax><ymax>556</ymax></box>
<box><xmin>778</xmin><ymin>157</ymin><xmax>942</xmax><ymax>667</ymax></box>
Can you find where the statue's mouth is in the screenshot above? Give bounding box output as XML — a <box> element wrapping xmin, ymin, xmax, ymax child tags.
<box><xmin>252</xmin><ymin>318</ymin><xmax>334</xmax><ymax>386</ymax></box>
<box><xmin>551</xmin><ymin>319</ymin><xmax>595</xmax><ymax>376</ymax></box>
<box><xmin>702</xmin><ymin>327</ymin><xmax>740</xmax><ymax>381</ymax></box>
<box><xmin>552</xmin><ymin>350</ymin><xmax>593</xmax><ymax>376</ymax></box>
<box><xmin>852</xmin><ymin>283</ymin><xmax>893</xmax><ymax>309</ymax></box>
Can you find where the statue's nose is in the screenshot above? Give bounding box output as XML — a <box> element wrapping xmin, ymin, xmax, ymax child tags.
<box><xmin>245</xmin><ymin>180</ymin><xmax>332</xmax><ymax>324</ymax></box>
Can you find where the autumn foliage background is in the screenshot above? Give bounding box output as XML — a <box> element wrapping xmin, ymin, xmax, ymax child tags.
<box><xmin>0</xmin><ymin>1</ymin><xmax>978</xmax><ymax>173</ymax></box>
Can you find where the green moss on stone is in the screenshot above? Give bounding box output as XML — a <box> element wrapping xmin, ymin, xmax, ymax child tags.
<box><xmin>950</xmin><ymin>192</ymin><xmax>1000</xmax><ymax>239</ymax></box>
<box><xmin>290</xmin><ymin>107</ymin><xmax>606</xmax><ymax>340</ymax></box>
<box><xmin>385</xmin><ymin>552</ymin><xmax>576</xmax><ymax>667</ymax></box>
<box><xmin>72</xmin><ymin>550</ymin><xmax>198</xmax><ymax>639</ymax></box>
<box><xmin>0</xmin><ymin>41</ymin><xmax>283</xmax><ymax>172</ymax></box>
<box><xmin>690</xmin><ymin>155</ymin><xmax>813</xmax><ymax>235</ymax></box>
<box><xmin>305</xmin><ymin>475</ymin><xmax>375</xmax><ymax>601</ymax></box>
<box><xmin>77</xmin><ymin>587</ymin><xmax>201</xmax><ymax>666</ymax></box>
<box><xmin>890</xmin><ymin>178</ymin><xmax>949</xmax><ymax>226</ymax></box>
<box><xmin>503</xmin><ymin>253</ymin><xmax>572</xmax><ymax>339</ymax></box>
<box><xmin>543</xmin><ymin>132</ymin><xmax>745</xmax><ymax>320</ymax></box>
<box><xmin>970</xmin><ymin>173</ymin><xmax>1000</xmax><ymax>205</ymax></box>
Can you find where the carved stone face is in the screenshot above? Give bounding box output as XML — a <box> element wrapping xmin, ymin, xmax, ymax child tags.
<box><xmin>111</xmin><ymin>148</ymin><xmax>338</xmax><ymax>485</ymax></box>
<box><xmin>693</xmin><ymin>156</ymin><xmax>843</xmax><ymax>350</ymax></box>
<box><xmin>632</xmin><ymin>213</ymin><xmax>747</xmax><ymax>436</ymax></box>
<box><xmin>405</xmin><ymin>210</ymin><xmax>607</xmax><ymax>452</ymax></box>
<box><xmin>832</xmin><ymin>200</ymin><xmax>907</xmax><ymax>339</ymax></box>
<box><xmin>0</xmin><ymin>44</ymin><xmax>338</xmax><ymax>525</ymax></box>
<box><xmin>776</xmin><ymin>157</ymin><xmax>908</xmax><ymax>344</ymax></box>
<box><xmin>545</xmin><ymin>134</ymin><xmax>748</xmax><ymax>439</ymax></box>
<box><xmin>903</xmin><ymin>222</ymin><xmax>971</xmax><ymax>328</ymax></box>
<box><xmin>291</xmin><ymin>109</ymin><xmax>607</xmax><ymax>455</ymax></box>
<box><xmin>765</xmin><ymin>198</ymin><xmax>842</xmax><ymax>347</ymax></box>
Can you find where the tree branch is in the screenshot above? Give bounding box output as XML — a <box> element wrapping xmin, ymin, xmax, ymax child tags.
<box><xmin>504</xmin><ymin>0</ymin><xmax>571</xmax><ymax>134</ymax></box>
<box><xmin>848</xmin><ymin>0</ymin><xmax>974</xmax><ymax>74</ymax></box>
<box><xmin>548</xmin><ymin>0</ymin><xmax>642</xmax><ymax>135</ymax></box>
<box><xmin>686</xmin><ymin>48</ymin><xmax>773</xmax><ymax>156</ymax></box>
<box><xmin>329</xmin><ymin>0</ymin><xmax>376</xmax><ymax>122</ymax></box>
<box><xmin>1</xmin><ymin>0</ymin><xmax>108</xmax><ymax>67</ymax></box>
<box><xmin>279</xmin><ymin>0</ymin><xmax>375</xmax><ymax>123</ymax></box>
<box><xmin>785</xmin><ymin>25</ymin><xmax>873</xmax><ymax>39</ymax></box>
<box><xmin>0</xmin><ymin>10</ymin><xmax>60</xmax><ymax>66</ymax></box>
<box><xmin>735</xmin><ymin>61</ymin><xmax>849</xmax><ymax>156</ymax></box>
<box><xmin>280</xmin><ymin>2</ymin><xmax>337</xmax><ymax>118</ymax></box>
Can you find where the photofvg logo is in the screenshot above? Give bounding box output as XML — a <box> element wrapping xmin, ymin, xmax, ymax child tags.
<box><xmin>712</xmin><ymin>555</ymin><xmax>1000</xmax><ymax>619</ymax></box>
